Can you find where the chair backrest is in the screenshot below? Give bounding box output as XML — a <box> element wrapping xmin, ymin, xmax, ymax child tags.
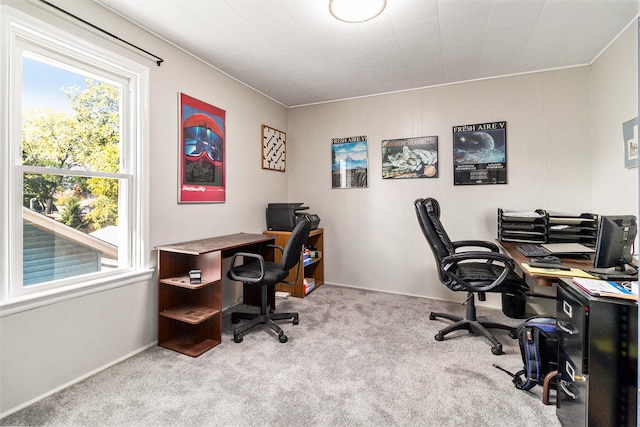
<box><xmin>414</xmin><ymin>197</ymin><xmax>455</xmax><ymax>284</ymax></box>
<box><xmin>281</xmin><ymin>220</ymin><xmax>312</xmax><ymax>271</ymax></box>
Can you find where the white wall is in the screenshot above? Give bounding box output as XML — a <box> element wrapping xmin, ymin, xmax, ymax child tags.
<box><xmin>1</xmin><ymin>0</ymin><xmax>287</xmax><ymax>416</ymax></box>
<box><xmin>591</xmin><ymin>21</ymin><xmax>639</xmax><ymax>216</ymax></box>
<box><xmin>288</xmin><ymin>69</ymin><xmax>593</xmax><ymax>303</ymax></box>
<box><xmin>287</xmin><ymin>22</ymin><xmax>637</xmax><ymax>305</ymax></box>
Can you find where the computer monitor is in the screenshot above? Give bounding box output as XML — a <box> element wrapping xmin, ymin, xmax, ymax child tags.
<box><xmin>593</xmin><ymin>215</ymin><xmax>637</xmax><ymax>272</ymax></box>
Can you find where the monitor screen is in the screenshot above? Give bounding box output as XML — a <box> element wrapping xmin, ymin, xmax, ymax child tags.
<box><xmin>593</xmin><ymin>215</ymin><xmax>637</xmax><ymax>271</ymax></box>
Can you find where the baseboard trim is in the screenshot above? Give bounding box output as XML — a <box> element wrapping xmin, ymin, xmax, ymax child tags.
<box><xmin>324</xmin><ymin>282</ymin><xmax>503</xmax><ymax>310</ymax></box>
<box><xmin>0</xmin><ymin>342</ymin><xmax>157</xmax><ymax>419</ymax></box>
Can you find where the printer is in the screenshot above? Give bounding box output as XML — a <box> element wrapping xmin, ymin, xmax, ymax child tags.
<box><xmin>266</xmin><ymin>203</ymin><xmax>320</xmax><ymax>231</ymax></box>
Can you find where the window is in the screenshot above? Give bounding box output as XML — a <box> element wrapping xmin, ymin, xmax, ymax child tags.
<box><xmin>1</xmin><ymin>6</ymin><xmax>151</xmax><ymax>309</ymax></box>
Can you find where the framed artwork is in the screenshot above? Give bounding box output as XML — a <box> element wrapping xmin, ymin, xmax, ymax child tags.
<box><xmin>382</xmin><ymin>136</ymin><xmax>438</xmax><ymax>179</ymax></box>
<box><xmin>623</xmin><ymin>117</ymin><xmax>638</xmax><ymax>168</ymax></box>
<box><xmin>262</xmin><ymin>125</ymin><xmax>286</xmax><ymax>171</ymax></box>
<box><xmin>453</xmin><ymin>121</ymin><xmax>507</xmax><ymax>185</ymax></box>
<box><xmin>331</xmin><ymin>135</ymin><xmax>368</xmax><ymax>188</ymax></box>
<box><xmin>179</xmin><ymin>93</ymin><xmax>226</xmax><ymax>203</ymax></box>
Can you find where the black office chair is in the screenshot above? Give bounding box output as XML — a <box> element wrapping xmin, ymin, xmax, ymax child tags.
<box><xmin>227</xmin><ymin>220</ymin><xmax>311</xmax><ymax>343</ymax></box>
<box><xmin>414</xmin><ymin>197</ymin><xmax>529</xmax><ymax>355</ymax></box>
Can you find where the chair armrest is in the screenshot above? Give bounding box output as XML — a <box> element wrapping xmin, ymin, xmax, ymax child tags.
<box><xmin>441</xmin><ymin>251</ymin><xmax>515</xmax><ymax>292</ymax></box>
<box><xmin>443</xmin><ymin>251</ymin><xmax>515</xmax><ymax>268</ymax></box>
<box><xmin>228</xmin><ymin>252</ymin><xmax>265</xmax><ymax>283</ymax></box>
<box><xmin>452</xmin><ymin>240</ymin><xmax>500</xmax><ymax>252</ymax></box>
<box><xmin>265</xmin><ymin>244</ymin><xmax>284</xmax><ymax>256</ymax></box>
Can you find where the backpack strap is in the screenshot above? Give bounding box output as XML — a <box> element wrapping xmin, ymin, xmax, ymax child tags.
<box><xmin>514</xmin><ymin>326</ymin><xmax>542</xmax><ymax>391</ymax></box>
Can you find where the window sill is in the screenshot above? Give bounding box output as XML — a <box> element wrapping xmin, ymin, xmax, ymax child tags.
<box><xmin>0</xmin><ymin>268</ymin><xmax>154</xmax><ymax>318</ymax></box>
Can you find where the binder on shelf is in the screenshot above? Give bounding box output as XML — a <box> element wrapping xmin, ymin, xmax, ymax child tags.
<box><xmin>303</xmin><ymin>254</ymin><xmax>313</xmax><ymax>267</ymax></box>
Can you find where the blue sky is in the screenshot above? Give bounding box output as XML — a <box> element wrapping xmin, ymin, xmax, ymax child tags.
<box><xmin>22</xmin><ymin>57</ymin><xmax>89</xmax><ymax>113</ymax></box>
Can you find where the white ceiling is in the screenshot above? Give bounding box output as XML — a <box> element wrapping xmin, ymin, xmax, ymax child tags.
<box><xmin>94</xmin><ymin>0</ymin><xmax>639</xmax><ymax>107</ymax></box>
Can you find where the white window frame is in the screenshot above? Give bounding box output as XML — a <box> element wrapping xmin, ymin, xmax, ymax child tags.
<box><xmin>0</xmin><ymin>6</ymin><xmax>152</xmax><ymax>315</ymax></box>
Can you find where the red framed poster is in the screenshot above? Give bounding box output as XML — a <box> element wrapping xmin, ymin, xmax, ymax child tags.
<box><xmin>179</xmin><ymin>93</ymin><xmax>225</xmax><ymax>203</ymax></box>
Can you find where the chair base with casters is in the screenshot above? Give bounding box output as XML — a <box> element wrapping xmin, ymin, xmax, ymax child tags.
<box><xmin>429</xmin><ymin>292</ymin><xmax>516</xmax><ymax>355</ymax></box>
<box><xmin>231</xmin><ymin>284</ymin><xmax>298</xmax><ymax>343</ymax></box>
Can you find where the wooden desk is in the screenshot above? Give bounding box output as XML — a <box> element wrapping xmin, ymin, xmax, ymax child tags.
<box><xmin>498</xmin><ymin>241</ymin><xmax>594</xmax><ymax>287</ymax></box>
<box><xmin>155</xmin><ymin>233</ymin><xmax>275</xmax><ymax>357</ymax></box>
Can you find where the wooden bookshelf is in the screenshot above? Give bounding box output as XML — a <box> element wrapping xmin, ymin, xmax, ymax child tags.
<box><xmin>263</xmin><ymin>228</ymin><xmax>324</xmax><ymax>298</ymax></box>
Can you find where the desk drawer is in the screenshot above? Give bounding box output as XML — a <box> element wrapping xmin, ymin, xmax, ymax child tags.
<box><xmin>556</xmin><ymin>286</ymin><xmax>589</xmax><ymax>427</ymax></box>
<box><xmin>556</xmin><ymin>286</ymin><xmax>588</xmax><ymax>374</ymax></box>
<box><xmin>557</xmin><ymin>350</ymin><xmax>588</xmax><ymax>427</ymax></box>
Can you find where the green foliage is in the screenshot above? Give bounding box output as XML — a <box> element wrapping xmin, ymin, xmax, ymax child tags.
<box><xmin>59</xmin><ymin>196</ymin><xmax>85</xmax><ymax>229</ymax></box>
<box><xmin>23</xmin><ymin>173</ymin><xmax>63</xmax><ymax>213</ymax></box>
<box><xmin>22</xmin><ymin>80</ymin><xmax>120</xmax><ymax>232</ymax></box>
<box><xmin>85</xmin><ymin>194</ymin><xmax>118</xmax><ymax>229</ymax></box>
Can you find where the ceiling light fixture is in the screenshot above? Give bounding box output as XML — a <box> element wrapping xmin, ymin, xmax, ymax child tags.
<box><xmin>329</xmin><ymin>0</ymin><xmax>387</xmax><ymax>24</ymax></box>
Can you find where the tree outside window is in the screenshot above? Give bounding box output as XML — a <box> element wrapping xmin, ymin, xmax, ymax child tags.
<box><xmin>21</xmin><ymin>56</ymin><xmax>124</xmax><ymax>286</ymax></box>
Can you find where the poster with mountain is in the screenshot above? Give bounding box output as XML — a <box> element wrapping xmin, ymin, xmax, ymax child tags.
<box><xmin>453</xmin><ymin>121</ymin><xmax>507</xmax><ymax>185</ymax></box>
<box><xmin>331</xmin><ymin>135</ymin><xmax>368</xmax><ymax>188</ymax></box>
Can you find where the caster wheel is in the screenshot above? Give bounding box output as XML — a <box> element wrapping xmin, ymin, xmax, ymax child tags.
<box><xmin>509</xmin><ymin>330</ymin><xmax>517</xmax><ymax>339</ymax></box>
<box><xmin>434</xmin><ymin>333</ymin><xmax>444</xmax><ymax>341</ymax></box>
<box><xmin>231</xmin><ymin>316</ymin><xmax>240</xmax><ymax>325</ymax></box>
<box><xmin>491</xmin><ymin>345</ymin><xmax>504</xmax><ymax>355</ymax></box>
<box><xmin>233</xmin><ymin>333</ymin><xmax>243</xmax><ymax>343</ymax></box>
<box><xmin>429</xmin><ymin>313</ymin><xmax>436</xmax><ymax>321</ymax></box>
<box><xmin>293</xmin><ymin>317</ymin><xmax>299</xmax><ymax>325</ymax></box>
<box><xmin>279</xmin><ymin>334</ymin><xmax>288</xmax><ymax>343</ymax></box>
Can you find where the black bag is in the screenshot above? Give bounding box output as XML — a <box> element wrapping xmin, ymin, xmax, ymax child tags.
<box><xmin>512</xmin><ymin>317</ymin><xmax>558</xmax><ymax>391</ymax></box>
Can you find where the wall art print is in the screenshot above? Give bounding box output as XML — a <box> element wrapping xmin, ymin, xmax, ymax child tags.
<box><xmin>382</xmin><ymin>136</ymin><xmax>438</xmax><ymax>179</ymax></box>
<box><xmin>453</xmin><ymin>121</ymin><xmax>507</xmax><ymax>185</ymax></box>
<box><xmin>179</xmin><ymin>93</ymin><xmax>225</xmax><ymax>203</ymax></box>
<box><xmin>623</xmin><ymin>117</ymin><xmax>638</xmax><ymax>168</ymax></box>
<box><xmin>262</xmin><ymin>125</ymin><xmax>286</xmax><ymax>171</ymax></box>
<box><xmin>331</xmin><ymin>135</ymin><xmax>368</xmax><ymax>188</ymax></box>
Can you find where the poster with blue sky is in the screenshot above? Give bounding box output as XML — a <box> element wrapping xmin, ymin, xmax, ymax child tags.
<box><xmin>331</xmin><ymin>135</ymin><xmax>368</xmax><ymax>188</ymax></box>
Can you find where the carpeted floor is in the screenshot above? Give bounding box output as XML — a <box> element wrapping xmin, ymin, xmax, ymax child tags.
<box><xmin>1</xmin><ymin>284</ymin><xmax>560</xmax><ymax>426</ymax></box>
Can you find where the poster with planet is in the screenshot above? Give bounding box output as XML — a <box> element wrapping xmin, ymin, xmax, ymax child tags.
<box><xmin>452</xmin><ymin>121</ymin><xmax>507</xmax><ymax>185</ymax></box>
